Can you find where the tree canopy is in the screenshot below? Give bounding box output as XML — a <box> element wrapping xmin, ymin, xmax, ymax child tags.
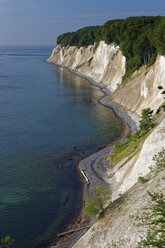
<box><xmin>83</xmin><ymin>185</ymin><xmax>110</xmax><ymax>217</ymax></box>
<box><xmin>139</xmin><ymin>108</ymin><xmax>155</xmax><ymax>134</ymax></box>
<box><xmin>57</xmin><ymin>16</ymin><xmax>165</xmax><ymax>78</ymax></box>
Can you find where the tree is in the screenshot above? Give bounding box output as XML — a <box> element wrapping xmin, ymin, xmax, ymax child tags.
<box><xmin>156</xmin><ymin>86</ymin><xmax>165</xmax><ymax>114</ymax></box>
<box><xmin>137</xmin><ymin>149</ymin><xmax>165</xmax><ymax>247</ymax></box>
<box><xmin>0</xmin><ymin>236</ymin><xmax>14</xmax><ymax>248</ymax></box>
<box><xmin>139</xmin><ymin>108</ymin><xmax>155</xmax><ymax>135</ymax></box>
<box><xmin>57</xmin><ymin>16</ymin><xmax>165</xmax><ymax>79</ymax></box>
<box><xmin>152</xmin><ymin>148</ymin><xmax>165</xmax><ymax>172</ymax></box>
<box><xmin>137</xmin><ymin>192</ymin><xmax>165</xmax><ymax>248</ymax></box>
<box><xmin>83</xmin><ymin>185</ymin><xmax>110</xmax><ymax>217</ymax></box>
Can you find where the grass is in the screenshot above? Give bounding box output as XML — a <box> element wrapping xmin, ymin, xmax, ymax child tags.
<box><xmin>109</xmin><ymin>131</ymin><xmax>149</xmax><ymax>165</ymax></box>
<box><xmin>75</xmin><ymin>57</ymin><xmax>93</xmax><ymax>69</ymax></box>
<box><xmin>109</xmin><ymin>106</ymin><xmax>160</xmax><ymax>166</ymax></box>
<box><xmin>75</xmin><ymin>61</ymin><xmax>87</xmax><ymax>69</ymax></box>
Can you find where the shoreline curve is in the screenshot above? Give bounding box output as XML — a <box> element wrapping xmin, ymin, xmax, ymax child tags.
<box><xmin>48</xmin><ymin>62</ymin><xmax>139</xmax><ymax>248</ymax></box>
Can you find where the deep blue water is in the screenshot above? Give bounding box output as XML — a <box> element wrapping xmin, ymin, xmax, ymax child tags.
<box><xmin>0</xmin><ymin>46</ymin><xmax>123</xmax><ymax>247</ymax></box>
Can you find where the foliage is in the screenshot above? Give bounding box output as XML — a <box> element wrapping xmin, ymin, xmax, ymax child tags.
<box><xmin>57</xmin><ymin>16</ymin><xmax>165</xmax><ymax>78</ymax></box>
<box><xmin>0</xmin><ymin>236</ymin><xmax>14</xmax><ymax>248</ymax></box>
<box><xmin>111</xmin><ymin>108</ymin><xmax>155</xmax><ymax>164</ymax></box>
<box><xmin>137</xmin><ymin>191</ymin><xmax>165</xmax><ymax>248</ymax></box>
<box><xmin>83</xmin><ymin>185</ymin><xmax>110</xmax><ymax>217</ymax></box>
<box><xmin>136</xmin><ymin>150</ymin><xmax>165</xmax><ymax>247</ymax></box>
<box><xmin>138</xmin><ymin>176</ymin><xmax>148</xmax><ymax>184</ymax></box>
<box><xmin>156</xmin><ymin>86</ymin><xmax>165</xmax><ymax>114</ymax></box>
<box><xmin>83</xmin><ymin>197</ymin><xmax>102</xmax><ymax>217</ymax></box>
<box><xmin>57</xmin><ymin>26</ymin><xmax>102</xmax><ymax>48</ymax></box>
<box><xmin>75</xmin><ymin>61</ymin><xmax>87</xmax><ymax>69</ymax></box>
<box><xmin>110</xmin><ymin>131</ymin><xmax>141</xmax><ymax>164</ymax></box>
<box><xmin>150</xmin><ymin>148</ymin><xmax>165</xmax><ymax>172</ymax></box>
<box><xmin>139</xmin><ymin>108</ymin><xmax>155</xmax><ymax>134</ymax></box>
<box><xmin>147</xmin><ymin>53</ymin><xmax>157</xmax><ymax>67</ymax></box>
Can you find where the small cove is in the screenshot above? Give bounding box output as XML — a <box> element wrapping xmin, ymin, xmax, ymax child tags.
<box><xmin>0</xmin><ymin>46</ymin><xmax>123</xmax><ymax>247</ymax></box>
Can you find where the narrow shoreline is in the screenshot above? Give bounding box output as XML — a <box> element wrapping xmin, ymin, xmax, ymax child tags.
<box><xmin>49</xmin><ymin>62</ymin><xmax>139</xmax><ymax>248</ymax></box>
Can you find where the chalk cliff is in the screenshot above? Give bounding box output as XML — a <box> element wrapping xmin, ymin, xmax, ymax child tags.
<box><xmin>47</xmin><ymin>41</ymin><xmax>125</xmax><ymax>91</ymax></box>
<box><xmin>48</xmin><ymin>41</ymin><xmax>165</xmax><ymax>248</ymax></box>
<box><xmin>111</xmin><ymin>55</ymin><xmax>165</xmax><ymax>116</ymax></box>
<box><xmin>48</xmin><ymin>41</ymin><xmax>165</xmax><ymax>120</ymax></box>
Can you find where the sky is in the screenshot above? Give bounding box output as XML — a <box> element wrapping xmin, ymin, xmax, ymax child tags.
<box><xmin>0</xmin><ymin>0</ymin><xmax>165</xmax><ymax>45</ymax></box>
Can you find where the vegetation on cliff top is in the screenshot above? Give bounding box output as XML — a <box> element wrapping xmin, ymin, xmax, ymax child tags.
<box><xmin>57</xmin><ymin>16</ymin><xmax>165</xmax><ymax>78</ymax></box>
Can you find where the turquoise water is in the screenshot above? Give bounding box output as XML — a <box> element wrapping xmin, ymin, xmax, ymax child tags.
<box><xmin>0</xmin><ymin>46</ymin><xmax>123</xmax><ymax>247</ymax></box>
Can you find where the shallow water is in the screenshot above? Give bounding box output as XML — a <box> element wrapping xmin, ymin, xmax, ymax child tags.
<box><xmin>0</xmin><ymin>46</ymin><xmax>123</xmax><ymax>247</ymax></box>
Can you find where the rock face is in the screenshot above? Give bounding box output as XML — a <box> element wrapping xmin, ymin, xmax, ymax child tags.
<box><xmin>111</xmin><ymin>55</ymin><xmax>165</xmax><ymax>116</ymax></box>
<box><xmin>47</xmin><ymin>41</ymin><xmax>125</xmax><ymax>91</ymax></box>
<box><xmin>48</xmin><ymin>41</ymin><xmax>165</xmax><ymax>120</ymax></box>
<box><xmin>73</xmin><ymin>168</ymin><xmax>165</xmax><ymax>248</ymax></box>
<box><xmin>72</xmin><ymin>117</ymin><xmax>165</xmax><ymax>248</ymax></box>
<box><xmin>107</xmin><ymin>116</ymin><xmax>165</xmax><ymax>200</ymax></box>
<box><xmin>48</xmin><ymin>41</ymin><xmax>165</xmax><ymax>248</ymax></box>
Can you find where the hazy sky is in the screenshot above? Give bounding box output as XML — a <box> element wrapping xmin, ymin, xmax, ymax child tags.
<box><xmin>0</xmin><ymin>0</ymin><xmax>165</xmax><ymax>45</ymax></box>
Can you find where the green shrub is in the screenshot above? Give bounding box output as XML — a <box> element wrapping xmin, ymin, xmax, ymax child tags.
<box><xmin>138</xmin><ymin>176</ymin><xmax>148</xmax><ymax>184</ymax></box>
<box><xmin>139</xmin><ymin>108</ymin><xmax>155</xmax><ymax>134</ymax></box>
<box><xmin>83</xmin><ymin>185</ymin><xmax>110</xmax><ymax>217</ymax></box>
<box><xmin>137</xmin><ymin>192</ymin><xmax>165</xmax><ymax>248</ymax></box>
<box><xmin>156</xmin><ymin>86</ymin><xmax>165</xmax><ymax>114</ymax></box>
<box><xmin>111</xmin><ymin>108</ymin><xmax>155</xmax><ymax>164</ymax></box>
<box><xmin>0</xmin><ymin>236</ymin><xmax>14</xmax><ymax>248</ymax></box>
<box><xmin>75</xmin><ymin>61</ymin><xmax>87</xmax><ymax>69</ymax></box>
<box><xmin>151</xmin><ymin>148</ymin><xmax>165</xmax><ymax>172</ymax></box>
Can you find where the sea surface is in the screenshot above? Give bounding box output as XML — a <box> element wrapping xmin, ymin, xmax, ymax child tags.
<box><xmin>0</xmin><ymin>46</ymin><xmax>123</xmax><ymax>247</ymax></box>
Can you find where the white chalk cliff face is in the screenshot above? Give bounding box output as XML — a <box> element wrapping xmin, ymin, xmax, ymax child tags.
<box><xmin>48</xmin><ymin>41</ymin><xmax>165</xmax><ymax>118</ymax></box>
<box><xmin>48</xmin><ymin>41</ymin><xmax>165</xmax><ymax>248</ymax></box>
<box><xmin>111</xmin><ymin>55</ymin><xmax>165</xmax><ymax>116</ymax></box>
<box><xmin>73</xmin><ymin>166</ymin><xmax>165</xmax><ymax>248</ymax></box>
<box><xmin>107</xmin><ymin>115</ymin><xmax>165</xmax><ymax>200</ymax></box>
<box><xmin>47</xmin><ymin>41</ymin><xmax>126</xmax><ymax>91</ymax></box>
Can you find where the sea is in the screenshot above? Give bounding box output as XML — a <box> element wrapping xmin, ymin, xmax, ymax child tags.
<box><xmin>0</xmin><ymin>46</ymin><xmax>123</xmax><ymax>247</ymax></box>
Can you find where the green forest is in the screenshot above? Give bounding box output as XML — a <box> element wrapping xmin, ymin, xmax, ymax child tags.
<box><xmin>57</xmin><ymin>16</ymin><xmax>165</xmax><ymax>78</ymax></box>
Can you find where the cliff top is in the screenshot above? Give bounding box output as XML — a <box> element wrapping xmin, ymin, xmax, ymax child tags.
<box><xmin>57</xmin><ymin>16</ymin><xmax>165</xmax><ymax>78</ymax></box>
